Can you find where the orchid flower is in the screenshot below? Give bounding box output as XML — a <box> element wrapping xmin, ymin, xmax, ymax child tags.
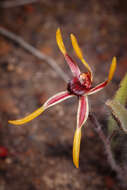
<box><xmin>8</xmin><ymin>28</ymin><xmax>117</xmax><ymax>168</ymax></box>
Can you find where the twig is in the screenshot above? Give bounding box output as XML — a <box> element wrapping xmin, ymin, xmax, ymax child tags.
<box><xmin>89</xmin><ymin>113</ymin><xmax>126</xmax><ymax>180</ymax></box>
<box><xmin>0</xmin><ymin>27</ymin><xmax>69</xmax><ymax>82</ymax></box>
<box><xmin>0</xmin><ymin>0</ymin><xmax>39</xmax><ymax>8</ymax></box>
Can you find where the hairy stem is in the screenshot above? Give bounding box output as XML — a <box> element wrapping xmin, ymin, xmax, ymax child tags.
<box><xmin>89</xmin><ymin>113</ymin><xmax>126</xmax><ymax>181</ymax></box>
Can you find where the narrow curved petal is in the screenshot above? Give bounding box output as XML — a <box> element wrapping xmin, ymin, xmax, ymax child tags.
<box><xmin>8</xmin><ymin>91</ymin><xmax>73</xmax><ymax>125</ymax></box>
<box><xmin>87</xmin><ymin>57</ymin><xmax>117</xmax><ymax>96</ymax></box>
<box><xmin>56</xmin><ymin>28</ymin><xmax>80</xmax><ymax>78</ymax></box>
<box><xmin>70</xmin><ymin>34</ymin><xmax>93</xmax><ymax>80</ymax></box>
<box><xmin>8</xmin><ymin>107</ymin><xmax>45</xmax><ymax>125</ymax></box>
<box><xmin>77</xmin><ymin>95</ymin><xmax>89</xmax><ymax>129</ymax></box>
<box><xmin>65</xmin><ymin>54</ymin><xmax>81</xmax><ymax>78</ymax></box>
<box><xmin>73</xmin><ymin>128</ymin><xmax>81</xmax><ymax>168</ymax></box>
<box><xmin>43</xmin><ymin>91</ymin><xmax>73</xmax><ymax>108</ymax></box>
<box><xmin>87</xmin><ymin>81</ymin><xmax>108</xmax><ymax>95</ymax></box>
<box><xmin>73</xmin><ymin>96</ymin><xmax>89</xmax><ymax>168</ymax></box>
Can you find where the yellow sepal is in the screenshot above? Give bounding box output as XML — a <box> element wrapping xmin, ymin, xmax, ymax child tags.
<box><xmin>73</xmin><ymin>128</ymin><xmax>82</xmax><ymax>168</ymax></box>
<box><xmin>70</xmin><ymin>34</ymin><xmax>93</xmax><ymax>80</ymax></box>
<box><xmin>70</xmin><ymin>34</ymin><xmax>83</xmax><ymax>60</ymax></box>
<box><xmin>108</xmin><ymin>56</ymin><xmax>117</xmax><ymax>82</ymax></box>
<box><xmin>56</xmin><ymin>28</ymin><xmax>66</xmax><ymax>55</ymax></box>
<box><xmin>8</xmin><ymin>106</ymin><xmax>44</xmax><ymax>125</ymax></box>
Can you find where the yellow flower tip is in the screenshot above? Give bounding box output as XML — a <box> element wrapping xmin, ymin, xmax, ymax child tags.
<box><xmin>108</xmin><ymin>56</ymin><xmax>117</xmax><ymax>82</ymax></box>
<box><xmin>73</xmin><ymin>128</ymin><xmax>82</xmax><ymax>168</ymax></box>
<box><xmin>8</xmin><ymin>106</ymin><xmax>44</xmax><ymax>126</ymax></box>
<box><xmin>8</xmin><ymin>119</ymin><xmax>26</xmax><ymax>125</ymax></box>
<box><xmin>70</xmin><ymin>33</ymin><xmax>83</xmax><ymax>60</ymax></box>
<box><xmin>56</xmin><ymin>28</ymin><xmax>66</xmax><ymax>55</ymax></box>
<box><xmin>8</xmin><ymin>120</ymin><xmax>16</xmax><ymax>125</ymax></box>
<box><xmin>74</xmin><ymin>159</ymin><xmax>79</xmax><ymax>169</ymax></box>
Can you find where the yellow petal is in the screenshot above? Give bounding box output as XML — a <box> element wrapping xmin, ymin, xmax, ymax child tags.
<box><xmin>8</xmin><ymin>106</ymin><xmax>44</xmax><ymax>125</ymax></box>
<box><xmin>73</xmin><ymin>128</ymin><xmax>81</xmax><ymax>168</ymax></box>
<box><xmin>70</xmin><ymin>34</ymin><xmax>93</xmax><ymax>80</ymax></box>
<box><xmin>56</xmin><ymin>28</ymin><xmax>66</xmax><ymax>55</ymax></box>
<box><xmin>108</xmin><ymin>56</ymin><xmax>117</xmax><ymax>82</ymax></box>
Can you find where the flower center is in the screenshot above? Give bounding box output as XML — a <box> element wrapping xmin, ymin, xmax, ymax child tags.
<box><xmin>67</xmin><ymin>72</ymin><xmax>92</xmax><ymax>96</ymax></box>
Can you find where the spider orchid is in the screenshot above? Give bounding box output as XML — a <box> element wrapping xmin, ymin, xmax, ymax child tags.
<box><xmin>8</xmin><ymin>28</ymin><xmax>117</xmax><ymax>168</ymax></box>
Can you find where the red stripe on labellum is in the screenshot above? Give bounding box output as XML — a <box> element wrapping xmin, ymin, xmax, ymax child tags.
<box><xmin>65</xmin><ymin>54</ymin><xmax>80</xmax><ymax>78</ymax></box>
<box><xmin>67</xmin><ymin>77</ymin><xmax>90</xmax><ymax>96</ymax></box>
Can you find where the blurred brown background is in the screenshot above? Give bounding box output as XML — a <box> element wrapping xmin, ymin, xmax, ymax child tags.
<box><xmin>0</xmin><ymin>0</ymin><xmax>127</xmax><ymax>189</ymax></box>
